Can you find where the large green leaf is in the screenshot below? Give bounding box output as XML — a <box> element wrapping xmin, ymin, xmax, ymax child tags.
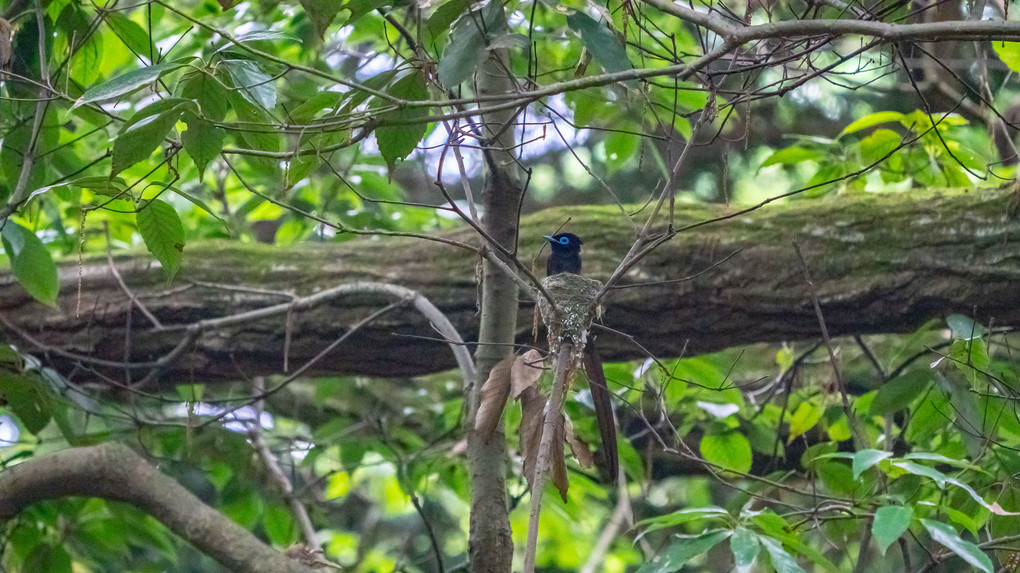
<box><xmin>299</xmin><ymin>0</ymin><xmax>343</xmax><ymax>38</ymax></box>
<box><xmin>634</xmin><ymin>529</ymin><xmax>730</xmax><ymax>573</ymax></box>
<box><xmin>634</xmin><ymin>506</ymin><xmax>731</xmax><ymax>539</ymax></box>
<box><xmin>222</xmin><ymin>59</ymin><xmax>277</xmax><ymax>110</ymax></box>
<box><xmin>437</xmin><ymin>0</ymin><xmax>506</xmax><ymax>88</ymax></box>
<box><xmin>852</xmin><ymin>449</ymin><xmax>892</xmax><ymax>480</ymax></box>
<box><xmin>0</xmin><ymin>372</ymin><xmax>52</xmax><ymax>434</ymax></box>
<box><xmin>178</xmin><ymin>70</ymin><xmax>230</xmax><ymax>121</ymax></box>
<box><xmin>1</xmin><ymin>221</ymin><xmax>58</xmax><ymax>306</ymax></box>
<box><xmin>700</xmin><ymin>430</ymin><xmax>752</xmax><ymax>474</ymax></box>
<box><xmin>871</xmin><ymin>370</ymin><xmax>929</xmax><ymax>416</ymax></box>
<box><xmin>112</xmin><ymin>98</ymin><xmax>193</xmax><ymax>174</ymax></box>
<box><xmin>872</xmin><ymin>505</ymin><xmax>912</xmax><ymax>555</ymax></box>
<box><xmin>730</xmin><ymin>527</ymin><xmax>760</xmax><ymax>573</ymax></box>
<box><xmin>105</xmin><ymin>11</ymin><xmax>154</xmax><ymax>60</ymax></box>
<box><xmin>993</xmin><ymin>41</ymin><xmax>1020</xmax><ymax>73</ymax></box>
<box><xmin>74</xmin><ymin>62</ymin><xmax>186</xmax><ymax>108</ymax></box>
<box><xmin>787</xmin><ymin>401</ymin><xmax>823</xmax><ymax>442</ymax></box>
<box><xmin>566</xmin><ymin>11</ymin><xmax>634</xmax><ymax>81</ymax></box>
<box><xmin>759</xmin><ymin>536</ymin><xmax>807</xmax><ymax>573</ymax></box>
<box><xmin>376</xmin><ymin>70</ymin><xmax>430</xmax><ymax>168</ymax></box>
<box><xmin>838</xmin><ymin>111</ymin><xmax>906</xmax><ymax>137</ymax></box>
<box><xmin>136</xmin><ymin>199</ymin><xmax>185</xmax><ymax>280</ymax></box>
<box><xmin>182</xmin><ymin>113</ymin><xmax>225</xmax><ymax>178</ymax></box>
<box><xmin>920</xmin><ymin>519</ymin><xmax>993</xmax><ymax>573</ymax></box>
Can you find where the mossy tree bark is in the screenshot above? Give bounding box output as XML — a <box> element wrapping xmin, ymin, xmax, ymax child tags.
<box><xmin>2</xmin><ymin>189</ymin><xmax>1018</xmax><ymax>386</ymax></box>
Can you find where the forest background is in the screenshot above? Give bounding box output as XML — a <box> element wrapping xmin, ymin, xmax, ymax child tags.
<box><xmin>3</xmin><ymin>0</ymin><xmax>1020</xmax><ymax>571</ymax></box>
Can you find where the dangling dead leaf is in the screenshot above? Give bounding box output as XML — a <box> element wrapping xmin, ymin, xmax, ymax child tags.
<box><xmin>0</xmin><ymin>19</ymin><xmax>11</xmax><ymax>71</ymax></box>
<box><xmin>519</xmin><ymin>385</ymin><xmax>546</xmax><ymax>488</ymax></box>
<box><xmin>474</xmin><ymin>354</ymin><xmax>514</xmax><ymax>443</ymax></box>
<box><xmin>551</xmin><ymin>410</ymin><xmax>569</xmax><ymax>502</ymax></box>
<box><xmin>564</xmin><ymin>414</ymin><xmax>594</xmax><ymax>469</ymax></box>
<box><xmin>511</xmin><ymin>349</ymin><xmax>544</xmax><ymax>399</ymax></box>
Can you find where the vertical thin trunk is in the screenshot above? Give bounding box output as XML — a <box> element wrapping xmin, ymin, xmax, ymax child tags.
<box><xmin>466</xmin><ymin>44</ymin><xmax>523</xmax><ymax>573</ymax></box>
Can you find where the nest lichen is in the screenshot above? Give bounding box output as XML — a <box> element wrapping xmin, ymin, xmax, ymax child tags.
<box><xmin>536</xmin><ymin>274</ymin><xmax>604</xmax><ymax>353</ymax></box>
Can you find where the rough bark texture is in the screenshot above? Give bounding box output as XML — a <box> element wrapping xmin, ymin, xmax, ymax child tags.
<box><xmin>2</xmin><ymin>188</ymin><xmax>1018</xmax><ymax>384</ymax></box>
<box><xmin>465</xmin><ymin>44</ymin><xmax>522</xmax><ymax>573</ymax></box>
<box><xmin>0</xmin><ymin>442</ymin><xmax>317</xmax><ymax>573</ymax></box>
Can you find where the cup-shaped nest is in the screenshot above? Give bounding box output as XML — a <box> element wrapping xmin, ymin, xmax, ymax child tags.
<box><xmin>537</xmin><ymin>274</ymin><xmax>604</xmax><ymax>351</ymax></box>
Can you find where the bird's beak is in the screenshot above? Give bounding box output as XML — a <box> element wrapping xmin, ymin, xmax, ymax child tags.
<box><xmin>543</xmin><ymin>235</ymin><xmax>555</xmax><ymax>243</ymax></box>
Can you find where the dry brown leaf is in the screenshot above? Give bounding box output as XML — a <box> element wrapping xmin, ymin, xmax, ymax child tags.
<box><xmin>519</xmin><ymin>386</ymin><xmax>546</xmax><ymax>489</ymax></box>
<box><xmin>510</xmin><ymin>349</ymin><xmax>544</xmax><ymax>399</ymax></box>
<box><xmin>564</xmin><ymin>414</ymin><xmax>594</xmax><ymax>469</ymax></box>
<box><xmin>551</xmin><ymin>411</ymin><xmax>569</xmax><ymax>502</ymax></box>
<box><xmin>474</xmin><ymin>354</ymin><xmax>514</xmax><ymax>443</ymax></box>
<box><xmin>0</xmin><ymin>19</ymin><xmax>11</xmax><ymax>71</ymax></box>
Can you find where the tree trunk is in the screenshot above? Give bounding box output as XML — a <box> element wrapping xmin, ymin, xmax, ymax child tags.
<box><xmin>2</xmin><ymin>188</ymin><xmax>1018</xmax><ymax>385</ymax></box>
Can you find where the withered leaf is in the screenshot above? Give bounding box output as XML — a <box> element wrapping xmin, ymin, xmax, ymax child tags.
<box><xmin>551</xmin><ymin>409</ymin><xmax>569</xmax><ymax>502</ymax></box>
<box><xmin>510</xmin><ymin>349</ymin><xmax>544</xmax><ymax>399</ymax></box>
<box><xmin>564</xmin><ymin>414</ymin><xmax>594</xmax><ymax>469</ymax></box>
<box><xmin>519</xmin><ymin>385</ymin><xmax>546</xmax><ymax>489</ymax></box>
<box><xmin>0</xmin><ymin>19</ymin><xmax>10</xmax><ymax>71</ymax></box>
<box><xmin>474</xmin><ymin>354</ymin><xmax>514</xmax><ymax>443</ymax></box>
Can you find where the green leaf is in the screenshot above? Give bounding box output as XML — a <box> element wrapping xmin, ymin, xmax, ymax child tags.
<box><xmin>23</xmin><ymin>543</ymin><xmax>72</xmax><ymax>573</ymax></box>
<box><xmin>761</xmin><ymin>146</ymin><xmax>821</xmax><ymax>168</ymax></box>
<box><xmin>182</xmin><ymin>114</ymin><xmax>225</xmax><ymax>178</ymax></box>
<box><xmin>946</xmin><ymin>314</ymin><xmax>986</xmax><ymax>340</ymax></box>
<box><xmin>873</xmin><ymin>505</ymin><xmax>912</xmax><ymax>555</ymax></box>
<box><xmin>263</xmin><ymin>505</ymin><xmax>297</xmax><ymax>546</ymax></box>
<box><xmin>871</xmin><ymin>370</ymin><xmax>929</xmax><ymax>416</ymax></box>
<box><xmin>788</xmin><ymin>401</ymin><xmax>823</xmax><ymax>442</ymax></box>
<box><xmin>171</xmin><ymin>186</ymin><xmax>229</xmax><ymax>228</ymax></box>
<box><xmin>859</xmin><ymin>128</ymin><xmax>902</xmax><ymax>164</ymax></box>
<box><xmin>920</xmin><ymin>519</ymin><xmax>993</xmax><ymax>573</ymax></box>
<box><xmin>222</xmin><ymin>59</ymin><xmax>277</xmax><ymax>110</ymax></box>
<box><xmin>890</xmin><ymin>460</ymin><xmax>947</xmax><ymax>488</ymax></box>
<box><xmin>566</xmin><ymin>11</ymin><xmax>633</xmax><ymax>82</ymax></box>
<box><xmin>1</xmin><ymin>221</ymin><xmax>58</xmax><ymax>306</ymax></box>
<box><xmin>0</xmin><ymin>373</ymin><xmax>51</xmax><ymax>434</ymax></box>
<box><xmin>839</xmin><ymin>111</ymin><xmax>906</xmax><ymax>137</ymax></box>
<box><xmin>604</xmin><ymin>129</ymin><xmax>640</xmax><ymax>175</ymax></box>
<box><xmin>852</xmin><ymin>449</ymin><xmax>892</xmax><ymax>480</ymax></box>
<box><xmin>902</xmin><ymin>452</ymin><xmax>971</xmax><ymax>467</ymax></box>
<box><xmin>340</xmin><ymin>0</ymin><xmax>391</xmax><ymax>26</ymax></box>
<box><xmin>635</xmin><ymin>529</ymin><xmax>731</xmax><ymax>573</ymax></box>
<box><xmin>178</xmin><ymin>71</ymin><xmax>230</xmax><ymax>121</ymax></box>
<box><xmin>112</xmin><ymin>98</ymin><xmax>192</xmax><ymax>174</ymax></box>
<box><xmin>700</xmin><ymin>430</ymin><xmax>752</xmax><ymax>474</ymax></box>
<box><xmin>105</xmin><ymin>11</ymin><xmax>154</xmax><ymax>60</ymax></box>
<box><xmin>136</xmin><ymin>199</ymin><xmax>185</xmax><ymax>280</ymax></box>
<box><xmin>74</xmin><ymin>62</ymin><xmax>185</xmax><ymax>108</ymax></box>
<box><xmin>992</xmin><ymin>41</ymin><xmax>1020</xmax><ymax>73</ymax></box>
<box><xmin>730</xmin><ymin>527</ymin><xmax>760</xmax><ymax>573</ymax></box>
<box><xmin>437</xmin><ymin>0</ymin><xmax>506</xmax><ymax>87</ymax></box>
<box><xmin>376</xmin><ymin>71</ymin><xmax>430</xmax><ymax>168</ymax></box>
<box><xmin>299</xmin><ymin>0</ymin><xmax>342</xmax><ymax>38</ymax></box>
<box><xmin>759</xmin><ymin>536</ymin><xmax>807</xmax><ymax>573</ymax></box>
<box><xmin>635</xmin><ymin>506</ymin><xmax>731</xmax><ymax>539</ymax></box>
<box><xmin>427</xmin><ymin>0</ymin><xmax>471</xmax><ymax>40</ymax></box>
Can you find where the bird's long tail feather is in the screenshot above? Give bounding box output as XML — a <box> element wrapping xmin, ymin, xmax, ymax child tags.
<box><xmin>583</xmin><ymin>338</ymin><xmax>618</xmax><ymax>484</ymax></box>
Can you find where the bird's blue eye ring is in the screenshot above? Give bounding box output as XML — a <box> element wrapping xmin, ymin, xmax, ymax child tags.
<box><xmin>559</xmin><ymin>237</ymin><xmax>569</xmax><ymax>245</ymax></box>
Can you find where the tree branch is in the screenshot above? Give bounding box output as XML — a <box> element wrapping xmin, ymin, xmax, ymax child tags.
<box><xmin>0</xmin><ymin>442</ymin><xmax>318</xmax><ymax>573</ymax></box>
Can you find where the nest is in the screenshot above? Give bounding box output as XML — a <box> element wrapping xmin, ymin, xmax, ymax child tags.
<box><xmin>536</xmin><ymin>274</ymin><xmax>604</xmax><ymax>352</ymax></box>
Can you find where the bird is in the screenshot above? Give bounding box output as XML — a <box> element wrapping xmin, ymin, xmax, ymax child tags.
<box><xmin>544</xmin><ymin>233</ymin><xmax>619</xmax><ymax>484</ymax></box>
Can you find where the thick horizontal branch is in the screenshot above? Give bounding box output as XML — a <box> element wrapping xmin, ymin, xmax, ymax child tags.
<box><xmin>1</xmin><ymin>188</ymin><xmax>1018</xmax><ymax>383</ymax></box>
<box><xmin>0</xmin><ymin>442</ymin><xmax>317</xmax><ymax>573</ymax></box>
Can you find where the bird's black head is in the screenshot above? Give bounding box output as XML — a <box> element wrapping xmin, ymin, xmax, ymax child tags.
<box><xmin>544</xmin><ymin>232</ymin><xmax>582</xmax><ymax>253</ymax></box>
<box><xmin>544</xmin><ymin>233</ymin><xmax>583</xmax><ymax>275</ymax></box>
